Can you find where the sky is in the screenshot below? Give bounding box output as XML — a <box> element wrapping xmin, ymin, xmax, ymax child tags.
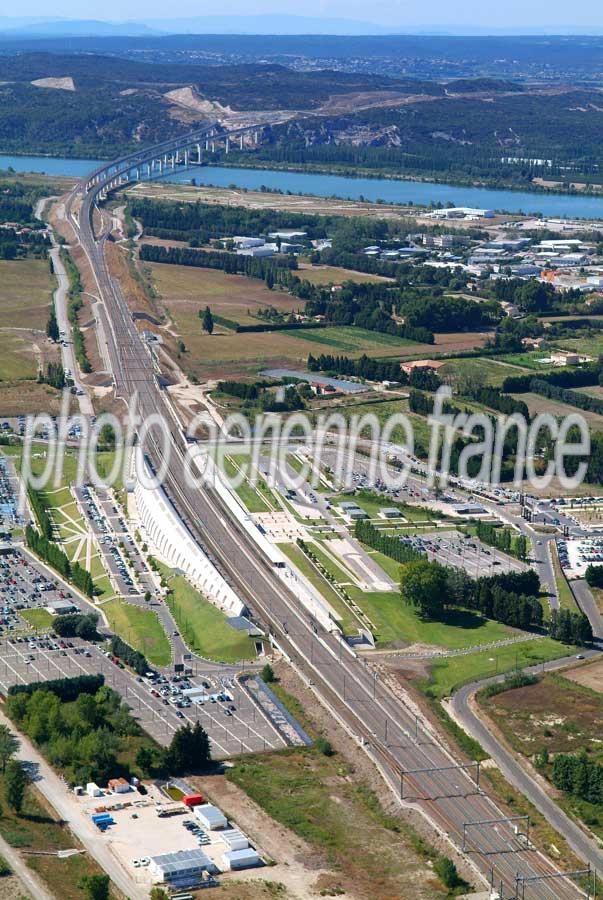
<box><xmin>3</xmin><ymin>0</ymin><xmax>603</xmax><ymax>31</ymax></box>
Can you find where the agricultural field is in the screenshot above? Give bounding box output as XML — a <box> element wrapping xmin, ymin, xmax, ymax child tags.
<box><xmin>150</xmin><ymin>261</ymin><xmax>300</xmax><ymax>327</ymax></box>
<box><xmin>557</xmin><ymin>334</ymin><xmax>603</xmax><ymax>358</ymax></box>
<box><xmin>296</xmin><ymin>263</ymin><xmax>394</xmax><ymax>285</ymax></box>
<box><xmin>149</xmin><ymin>261</ymin><xmax>488</xmax><ymax>379</ymax></box>
<box><xmin>511</xmin><ymin>392</ymin><xmax>603</xmax><ymax>429</ymax></box>
<box><xmin>438</xmin><ymin>356</ymin><xmax>524</xmax><ymax>388</ymax></box>
<box><xmin>0</xmin><ymin>381</ymin><xmax>65</xmax><ymax>417</ymax></box>
<box><xmin>574</xmin><ymin>384</ymin><xmax>603</xmax><ymax>400</ymax></box>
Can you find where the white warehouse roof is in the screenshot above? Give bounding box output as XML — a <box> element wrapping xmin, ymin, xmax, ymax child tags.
<box><xmin>221</xmin><ymin>847</ymin><xmax>260</xmax><ymax>871</ymax></box>
<box><xmin>194</xmin><ymin>803</ymin><xmax>227</xmax><ymax>829</ymax></box>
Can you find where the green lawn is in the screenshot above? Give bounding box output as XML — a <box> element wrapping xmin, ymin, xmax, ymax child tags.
<box><xmin>159</xmin><ymin>564</ymin><xmax>259</xmax><ymax>663</ymax></box>
<box><xmin>331</xmin><ymin>489</ymin><xmax>439</xmax><ymax>524</ymax></box>
<box><xmin>347</xmin><ymin>585</ymin><xmax>514</xmax><ymax>650</ymax></box>
<box><xmin>20</xmin><ymin>608</ymin><xmax>53</xmax><ymax>630</ymax></box>
<box><xmin>221</xmin><ymin>455</ymin><xmax>271</xmax><ymax>513</ymax></box>
<box><xmin>308</xmin><ymin>541</ymin><xmax>357</xmax><ymax>586</ymax></box>
<box><xmin>278</xmin><ymin>543</ymin><xmax>362</xmax><ymax>635</ymax></box>
<box><xmin>102</xmin><ymin>599</ymin><xmax>171</xmax><ymax>667</ymax></box>
<box><xmin>420</xmin><ymin>637</ymin><xmax>577</xmax><ymax>699</ymax></box>
<box><xmin>9</xmin><ymin>443</ymin><xmax>125</xmax><ymax>493</ymax></box>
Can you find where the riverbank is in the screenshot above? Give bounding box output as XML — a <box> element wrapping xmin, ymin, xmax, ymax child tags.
<box><xmin>3</xmin><ymin>147</ymin><xmax>603</xmax><ymax>200</ymax></box>
<box><xmin>4</xmin><ymin>153</ymin><xmax>603</xmax><ymax>220</ymax></box>
<box><xmin>202</xmin><ymin>155</ymin><xmax>603</xmax><ymax>199</ymax></box>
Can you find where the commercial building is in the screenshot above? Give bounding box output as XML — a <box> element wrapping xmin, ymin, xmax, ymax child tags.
<box><xmin>379</xmin><ymin>508</ymin><xmax>402</xmax><ymax>519</ymax></box>
<box><xmin>108</xmin><ymin>778</ymin><xmax>130</xmax><ymax>794</ymax></box>
<box><xmin>149</xmin><ymin>848</ymin><xmax>210</xmax><ymax>885</ymax></box>
<box><xmin>232</xmin><ymin>237</ymin><xmax>265</xmax><ymax>249</ymax></box>
<box><xmin>236</xmin><ymin>245</ymin><xmax>276</xmax><ymax>258</ymax></box>
<box><xmin>46</xmin><ymin>599</ymin><xmax>79</xmax><ymax>615</ymax></box>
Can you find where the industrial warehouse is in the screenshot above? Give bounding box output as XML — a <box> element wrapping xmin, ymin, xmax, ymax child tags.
<box><xmin>76</xmin><ymin>779</ymin><xmax>261</xmax><ymax>890</ymax></box>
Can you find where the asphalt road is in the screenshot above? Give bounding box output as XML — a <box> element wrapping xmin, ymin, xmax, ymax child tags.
<box><xmin>60</xmin><ymin>139</ymin><xmax>595</xmax><ymax>898</ymax></box>
<box><xmin>571</xmin><ymin>579</ymin><xmax>603</xmax><ymax>640</ymax></box>
<box><xmin>48</xmin><ymin>240</ymin><xmax>94</xmax><ymax>418</ymax></box>
<box><xmin>450</xmin><ymin>651</ymin><xmax>603</xmax><ymax>879</ymax></box>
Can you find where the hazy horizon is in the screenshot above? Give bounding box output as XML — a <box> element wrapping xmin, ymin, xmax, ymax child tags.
<box><xmin>0</xmin><ymin>4</ymin><xmax>602</xmax><ymax>34</ymax></box>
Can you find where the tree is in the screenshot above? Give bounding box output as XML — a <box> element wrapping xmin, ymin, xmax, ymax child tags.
<box><xmin>201</xmin><ymin>306</ymin><xmax>214</xmax><ymax>335</ymax></box>
<box><xmin>0</xmin><ymin>726</ymin><xmax>19</xmax><ymax>773</ymax></box>
<box><xmin>165</xmin><ymin>722</ymin><xmax>211</xmax><ymax>775</ymax></box>
<box><xmin>177</xmin><ymin>339</ymin><xmax>186</xmax><ymax>354</ymax></box>
<box><xmin>315</xmin><ymin>737</ymin><xmax>334</xmax><ymax>757</ymax></box>
<box><xmin>260</xmin><ymin>663</ymin><xmax>275</xmax><ymax>683</ymax></box>
<box><xmin>46</xmin><ymin>308</ymin><xmax>59</xmax><ymax>342</ymax></box>
<box><xmin>4</xmin><ymin>760</ymin><xmax>27</xmax><ymax>814</ymax></box>
<box><xmin>150</xmin><ymin>889</ymin><xmax>169</xmax><ymax>900</ymax></box>
<box><xmin>78</xmin><ymin>874</ymin><xmax>110</xmax><ymax>900</ymax></box>
<box><xmin>433</xmin><ymin>856</ymin><xmax>467</xmax><ymax>891</ymax></box>
<box><xmin>400</xmin><ymin>559</ymin><xmax>449</xmax><ymax>620</ymax></box>
<box><xmin>136</xmin><ymin>745</ymin><xmax>155</xmax><ymax>775</ymax></box>
<box><xmin>98</xmin><ymin>423</ymin><xmax>116</xmax><ymax>450</ymax></box>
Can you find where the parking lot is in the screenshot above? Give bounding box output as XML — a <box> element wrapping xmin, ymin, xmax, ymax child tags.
<box><xmin>0</xmin><ymin>634</ymin><xmax>285</xmax><ymax>758</ymax></box>
<box><xmin>0</xmin><ymin>455</ymin><xmax>24</xmax><ymax>537</ymax></box>
<box><xmin>415</xmin><ymin>530</ymin><xmax>526</xmax><ymax>578</ymax></box>
<box><xmin>558</xmin><ymin>537</ymin><xmax>603</xmax><ymax>577</ymax></box>
<box><xmin>0</xmin><ymin>546</ymin><xmax>84</xmax><ymax>635</ymax></box>
<box><xmin>74</xmin><ymin>485</ymin><xmax>139</xmax><ymax>596</ymax></box>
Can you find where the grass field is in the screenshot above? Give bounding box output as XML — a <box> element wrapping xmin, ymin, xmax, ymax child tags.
<box><xmin>279</xmin><ymin>543</ymin><xmax>360</xmax><ymax>634</ymax></box>
<box><xmin>557</xmin><ymin>334</ymin><xmax>603</xmax><ymax>358</ymax></box>
<box><xmin>331</xmin><ymin>489</ymin><xmax>439</xmax><ymax>523</ymax></box>
<box><xmin>0</xmin><ymin>381</ymin><xmax>65</xmax><ymax>417</ymax></box>
<box><xmin>575</xmin><ymin>384</ymin><xmax>603</xmax><ymax>400</ymax></box>
<box><xmin>550</xmin><ymin>544</ymin><xmax>579</xmax><ymax>612</ymax></box>
<box><xmin>221</xmin><ymin>455</ymin><xmax>271</xmax><ymax>513</ymax></box>
<box><xmin>494</xmin><ymin>350</ymin><xmax>555</xmax><ymax>371</ymax></box>
<box><xmin>102</xmin><ymin>598</ymin><xmax>172</xmax><ymax>667</ymax></box>
<box><xmin>482</xmin><ymin>671</ymin><xmax>603</xmax><ymax>840</ymax></box>
<box><xmin>150</xmin><ymin>261</ymin><xmax>300</xmax><ymax>326</ymax></box>
<box><xmin>20</xmin><ymin>608</ymin><xmax>53</xmax><ymax>630</ymax></box>
<box><xmin>160</xmin><ymin>563</ymin><xmax>259</xmax><ymax>663</ymax></box>
<box><xmin>225</xmin><ymin>711</ymin><xmax>439</xmax><ymax>899</ymax></box>
<box><xmin>349</xmin><ymin>584</ymin><xmax>514</xmax><ymax>650</ymax></box>
<box><xmin>0</xmin><ymin>259</ymin><xmax>55</xmax><ymax>382</ymax></box>
<box><xmin>420</xmin><ymin>637</ymin><xmax>575</xmax><ymax>698</ymax></box>
<box><xmin>316</xmin><ymin>396</ymin><xmax>433</xmax><ymax>456</ymax></box>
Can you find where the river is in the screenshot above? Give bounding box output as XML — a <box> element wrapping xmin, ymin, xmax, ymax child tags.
<box><xmin>3</xmin><ymin>153</ymin><xmax>603</xmax><ymax>220</ymax></box>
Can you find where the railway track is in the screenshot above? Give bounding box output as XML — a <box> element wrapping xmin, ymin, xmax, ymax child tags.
<box><xmin>59</xmin><ymin>139</ymin><xmax>596</xmax><ymax>899</ymax></box>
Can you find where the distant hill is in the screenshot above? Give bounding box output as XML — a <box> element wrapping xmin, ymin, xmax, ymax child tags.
<box><xmin>0</xmin><ymin>18</ymin><xmax>160</xmax><ymax>38</ymax></box>
<box><xmin>144</xmin><ymin>15</ymin><xmax>393</xmax><ymax>36</ymax></box>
